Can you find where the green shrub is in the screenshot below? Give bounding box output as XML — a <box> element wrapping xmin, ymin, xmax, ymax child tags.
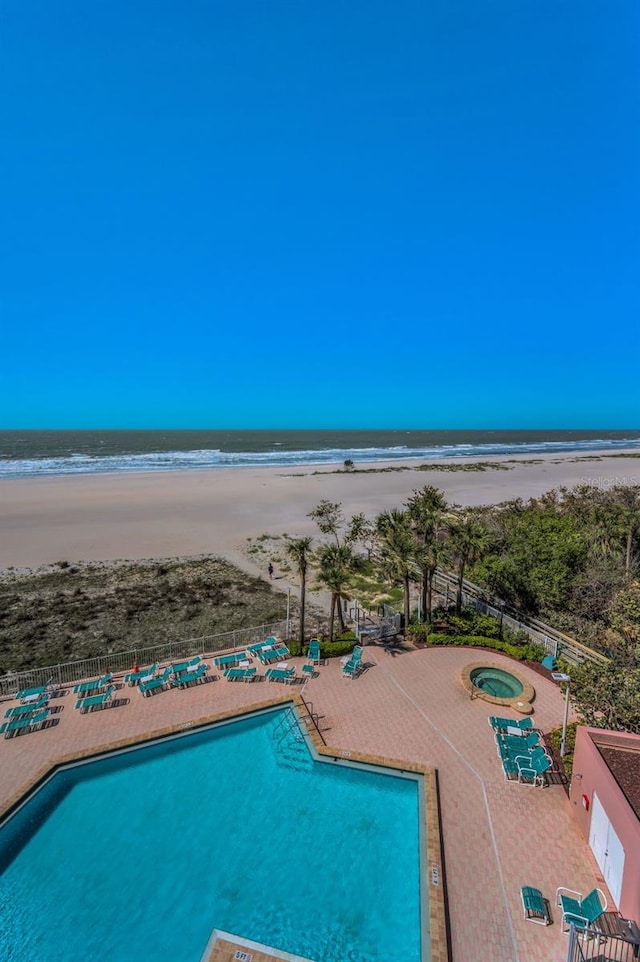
<box><xmin>446</xmin><ymin>612</ymin><xmax>502</xmax><ymax>639</ymax></box>
<box><xmin>424</xmin><ymin>633</ymin><xmax>545</xmax><ymax>662</ymax></box>
<box><xmin>502</xmin><ymin>626</ymin><xmax>531</xmax><ymax>646</ymax></box>
<box><xmin>548</xmin><ymin>722</ymin><xmax>577</xmax><ymax>776</ymax></box>
<box><xmin>407</xmin><ymin>623</ymin><xmax>430</xmax><ymax>642</ymax></box>
<box><xmin>287</xmin><ymin>635</ymin><xmax>358</xmax><ymax>659</ymax></box>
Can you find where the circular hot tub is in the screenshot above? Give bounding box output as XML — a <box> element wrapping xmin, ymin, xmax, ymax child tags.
<box><xmin>461</xmin><ymin>662</ymin><xmax>535</xmax><ymax>714</ymax></box>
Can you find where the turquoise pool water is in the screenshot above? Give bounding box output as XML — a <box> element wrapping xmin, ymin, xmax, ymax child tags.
<box><xmin>470</xmin><ymin>666</ymin><xmax>524</xmax><ymax>698</ymax></box>
<box><xmin>0</xmin><ymin>708</ymin><xmax>425</xmax><ymax>962</ymax></box>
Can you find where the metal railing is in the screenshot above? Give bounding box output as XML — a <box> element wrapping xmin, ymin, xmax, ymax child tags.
<box><xmin>567</xmin><ymin>922</ymin><xmax>640</xmax><ymax>961</ymax></box>
<box><xmin>432</xmin><ymin>571</ymin><xmax>609</xmax><ymax>666</ymax></box>
<box><xmin>0</xmin><ymin>620</ymin><xmax>288</xmax><ymax>699</ymax></box>
<box><xmin>298</xmin><ymin>695</ymin><xmax>327</xmax><ymax>745</ymax></box>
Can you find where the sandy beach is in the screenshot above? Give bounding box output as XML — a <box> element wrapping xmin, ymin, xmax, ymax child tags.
<box><xmin>1</xmin><ymin>450</ymin><xmax>639</xmax><ymax>573</ymax></box>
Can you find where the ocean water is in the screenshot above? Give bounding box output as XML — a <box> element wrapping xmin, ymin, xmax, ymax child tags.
<box><xmin>0</xmin><ymin>429</ymin><xmax>639</xmax><ymax>479</ymax></box>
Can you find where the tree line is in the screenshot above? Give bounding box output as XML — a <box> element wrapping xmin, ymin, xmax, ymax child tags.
<box><xmin>285</xmin><ymin>482</ymin><xmax>640</xmax><ymax>733</ymax></box>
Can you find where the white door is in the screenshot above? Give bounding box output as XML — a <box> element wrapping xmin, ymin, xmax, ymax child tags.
<box><xmin>589</xmin><ymin>793</ymin><xmax>625</xmax><ymax>907</ymax></box>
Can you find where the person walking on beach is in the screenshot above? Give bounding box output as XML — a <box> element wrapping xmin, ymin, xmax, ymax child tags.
<box><xmin>268</xmin><ymin>563</ymin><xmax>274</xmax><ymax>579</ymax></box>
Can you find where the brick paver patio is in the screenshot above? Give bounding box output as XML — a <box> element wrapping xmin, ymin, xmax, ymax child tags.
<box><xmin>0</xmin><ymin>645</ymin><xmax>608</xmax><ymax>962</ymax></box>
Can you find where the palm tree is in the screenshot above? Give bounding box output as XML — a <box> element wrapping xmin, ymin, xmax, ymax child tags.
<box><xmin>285</xmin><ymin>537</ymin><xmax>313</xmax><ymax>648</ymax></box>
<box><xmin>407</xmin><ymin>486</ymin><xmax>448</xmax><ymax>623</ymax></box>
<box><xmin>375</xmin><ymin>508</ymin><xmax>417</xmax><ymax>630</ymax></box>
<box><xmin>447</xmin><ymin>512</ymin><xmax>492</xmax><ymax>614</ymax></box>
<box><xmin>316</xmin><ymin>543</ymin><xmax>359</xmax><ymax>641</ymax></box>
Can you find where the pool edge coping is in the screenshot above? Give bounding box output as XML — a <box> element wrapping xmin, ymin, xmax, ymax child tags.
<box><xmin>0</xmin><ymin>692</ymin><xmax>451</xmax><ymax>962</ymax></box>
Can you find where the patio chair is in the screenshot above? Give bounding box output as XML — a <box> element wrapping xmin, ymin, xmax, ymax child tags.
<box><xmin>496</xmin><ymin>731</ymin><xmax>541</xmax><ymax>755</ymax></box>
<box><xmin>342</xmin><ymin>647</ymin><xmax>363</xmax><ymax>678</ymax></box>
<box><xmin>170</xmin><ymin>656</ymin><xmax>201</xmax><ymax>676</ymax></box>
<box><xmin>5</xmin><ymin>697</ymin><xmax>49</xmax><ymax>718</ymax></box>
<box><xmin>213</xmin><ymin>652</ymin><xmax>248</xmax><ymax>670</ymax></box>
<box><xmin>125</xmin><ymin>662</ymin><xmax>158</xmax><ymax>686</ymax></box>
<box><xmin>307</xmin><ymin>639</ymin><xmax>321</xmax><ymax>664</ymax></box>
<box><xmin>73</xmin><ymin>673</ymin><xmax>112</xmax><ymax>697</ymax></box>
<box><xmin>258</xmin><ymin>648</ymin><xmax>282</xmax><ymax>665</ymax></box>
<box><xmin>15</xmin><ymin>685</ymin><xmax>47</xmax><ymax>703</ymax></box>
<box><xmin>1</xmin><ymin>708</ymin><xmax>50</xmax><ymax>738</ymax></box>
<box><xmin>521</xmin><ymin>886</ymin><xmax>551</xmax><ymax>925</ymax></box>
<box><xmin>75</xmin><ymin>685</ymin><xmax>115</xmax><ymax>713</ymax></box>
<box><xmin>302</xmin><ymin>664</ymin><xmax>316</xmax><ymax>679</ymax></box>
<box><xmin>139</xmin><ymin>666</ymin><xmax>173</xmax><ymax>696</ymax></box>
<box><xmin>223</xmin><ymin>667</ymin><xmax>257</xmax><ymax>682</ymax></box>
<box><xmin>489</xmin><ymin>715</ymin><xmax>534</xmax><ymax>734</ymax></box>
<box><xmin>171</xmin><ymin>663</ymin><xmax>209</xmax><ymax>688</ymax></box>
<box><xmin>501</xmin><ymin>745</ymin><xmax>549</xmax><ymax>781</ymax></box>
<box><xmin>556</xmin><ymin>887</ymin><xmax>607</xmax><ymax>934</ymax></box>
<box><xmin>246</xmin><ymin>638</ymin><xmax>277</xmax><ymax>656</ymax></box>
<box><xmin>265</xmin><ymin>667</ymin><xmax>296</xmax><ymax>683</ymax></box>
<box><xmin>516</xmin><ymin>751</ymin><xmax>553</xmax><ymax>787</ymax></box>
<box><xmin>501</xmin><ymin>755</ymin><xmax>520</xmax><ymax>781</ymax></box>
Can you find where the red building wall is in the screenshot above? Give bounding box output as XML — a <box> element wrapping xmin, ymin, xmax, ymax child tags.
<box><xmin>570</xmin><ymin>727</ymin><xmax>640</xmax><ymax>921</ymax></box>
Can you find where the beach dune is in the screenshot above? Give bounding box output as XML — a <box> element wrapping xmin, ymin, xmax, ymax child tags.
<box><xmin>1</xmin><ymin>451</ymin><xmax>639</xmax><ymax>572</ymax></box>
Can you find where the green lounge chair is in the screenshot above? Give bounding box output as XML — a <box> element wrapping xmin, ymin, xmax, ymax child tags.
<box><xmin>258</xmin><ymin>647</ymin><xmax>286</xmax><ymax>664</ymax></box>
<box><xmin>75</xmin><ymin>684</ymin><xmax>115</xmax><ymax>713</ymax></box>
<box><xmin>5</xmin><ymin>697</ymin><xmax>49</xmax><ymax>718</ymax></box>
<box><xmin>496</xmin><ymin>731</ymin><xmax>541</xmax><ymax>754</ymax></box>
<box><xmin>342</xmin><ymin>648</ymin><xmax>363</xmax><ymax>678</ymax></box>
<box><xmin>223</xmin><ymin>667</ymin><xmax>257</xmax><ymax>682</ymax></box>
<box><xmin>265</xmin><ymin>667</ymin><xmax>296</xmax><ymax>683</ymax></box>
<box><xmin>501</xmin><ymin>755</ymin><xmax>519</xmax><ymax>780</ymax></box>
<box><xmin>1</xmin><ymin>709</ymin><xmax>50</xmax><ymax>738</ymax></box>
<box><xmin>15</xmin><ymin>685</ymin><xmax>47</xmax><ymax>703</ymax></box>
<box><xmin>489</xmin><ymin>715</ymin><xmax>534</xmax><ymax>733</ymax></box>
<box><xmin>139</xmin><ymin>666</ymin><xmax>172</xmax><ymax>696</ymax></box>
<box><xmin>516</xmin><ymin>751</ymin><xmax>553</xmax><ymax>786</ymax></box>
<box><xmin>555</xmin><ymin>887</ymin><xmax>607</xmax><ymax>934</ymax></box>
<box><xmin>213</xmin><ymin>652</ymin><xmax>248</xmax><ymax>669</ymax></box>
<box><xmin>307</xmin><ymin>639</ymin><xmax>321</xmax><ymax>664</ymax></box>
<box><xmin>246</xmin><ymin>640</ymin><xmax>272</xmax><ymax>656</ymax></box>
<box><xmin>172</xmin><ymin>663</ymin><xmax>209</xmax><ymax>688</ymax></box>
<box><xmin>342</xmin><ymin>660</ymin><xmax>360</xmax><ymax>678</ymax></box>
<box><xmin>73</xmin><ymin>673</ymin><xmax>112</xmax><ymax>697</ymax></box>
<box><xmin>125</xmin><ymin>662</ymin><xmax>158</xmax><ymax>686</ymax></box>
<box><xmin>171</xmin><ymin>656</ymin><xmax>201</xmax><ymax>676</ymax></box>
<box><xmin>521</xmin><ymin>886</ymin><xmax>551</xmax><ymax>925</ymax></box>
<box><xmin>501</xmin><ymin>745</ymin><xmax>549</xmax><ymax>780</ymax></box>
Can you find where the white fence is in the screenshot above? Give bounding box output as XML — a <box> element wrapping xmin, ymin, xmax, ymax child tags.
<box><xmin>0</xmin><ymin>620</ymin><xmax>288</xmax><ymax>699</ymax></box>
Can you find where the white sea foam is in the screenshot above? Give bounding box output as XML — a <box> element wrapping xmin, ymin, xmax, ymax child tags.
<box><xmin>0</xmin><ymin>438</ymin><xmax>639</xmax><ymax>479</ymax></box>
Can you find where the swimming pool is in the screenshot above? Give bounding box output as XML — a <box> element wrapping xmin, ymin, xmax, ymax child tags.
<box><xmin>0</xmin><ymin>707</ymin><xmax>427</xmax><ymax>962</ymax></box>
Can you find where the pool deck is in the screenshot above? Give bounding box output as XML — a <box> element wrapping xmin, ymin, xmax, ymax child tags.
<box><xmin>0</xmin><ymin>645</ymin><xmax>605</xmax><ymax>962</ymax></box>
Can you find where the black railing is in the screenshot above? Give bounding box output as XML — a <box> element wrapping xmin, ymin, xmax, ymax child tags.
<box><xmin>298</xmin><ymin>695</ymin><xmax>327</xmax><ymax>745</ymax></box>
<box><xmin>567</xmin><ymin>922</ymin><xmax>640</xmax><ymax>961</ymax></box>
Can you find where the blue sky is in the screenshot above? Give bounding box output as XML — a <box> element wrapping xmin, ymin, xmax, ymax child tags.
<box><xmin>2</xmin><ymin>0</ymin><xmax>639</xmax><ymax>429</ymax></box>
